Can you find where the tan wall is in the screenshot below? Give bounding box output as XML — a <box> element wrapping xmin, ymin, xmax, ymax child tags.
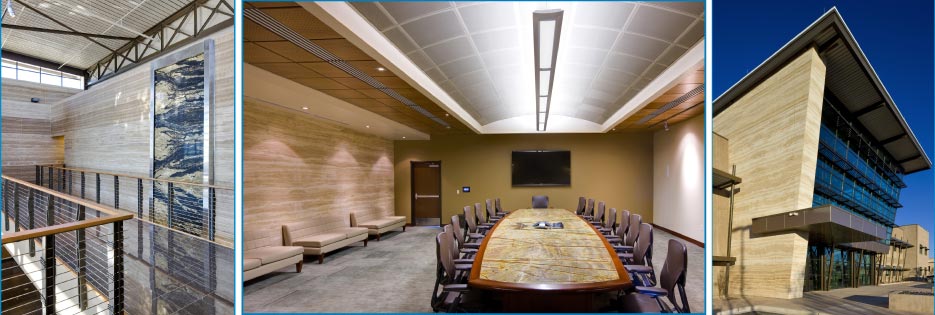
<box><xmin>393</xmin><ymin>132</ymin><xmax>654</xmax><ymax>225</ymax></box>
<box><xmin>886</xmin><ymin>225</ymin><xmax>931</xmax><ymax>279</ymax></box>
<box><xmin>652</xmin><ymin>114</ymin><xmax>704</xmax><ymax>242</ymax></box>
<box><xmin>44</xmin><ymin>27</ymin><xmax>235</xmax><ymax>245</ymax></box>
<box><xmin>713</xmin><ymin>48</ymin><xmax>826</xmax><ymax>299</ymax></box>
<box><xmin>51</xmin><ymin>26</ymin><xmax>235</xmax><ymax>187</ymax></box>
<box><xmin>1</xmin><ymin>79</ymin><xmax>80</xmax><ymax>181</ymax></box>
<box><xmin>243</xmin><ymin>99</ymin><xmax>394</xmax><ymax>248</ymax></box>
<box><xmin>712</xmin><ymin>133</ymin><xmax>731</xmax><ymax>296</ymax></box>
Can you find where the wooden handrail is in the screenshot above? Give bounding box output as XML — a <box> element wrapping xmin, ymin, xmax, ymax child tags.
<box><xmin>3</xmin><ymin>175</ymin><xmax>126</xmax><ymax>217</ymax></box>
<box><xmin>1</xmin><ymin>214</ymin><xmax>133</xmax><ymax>244</ymax></box>
<box><xmin>39</xmin><ymin>164</ymin><xmax>234</xmax><ymax>190</ymax></box>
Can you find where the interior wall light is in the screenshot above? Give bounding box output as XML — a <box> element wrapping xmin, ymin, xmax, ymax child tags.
<box><xmin>533</xmin><ymin>9</ymin><xmax>564</xmax><ymax>132</ymax></box>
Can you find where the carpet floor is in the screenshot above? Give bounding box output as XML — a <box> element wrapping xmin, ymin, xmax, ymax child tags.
<box><xmin>244</xmin><ymin>226</ymin><xmax>704</xmax><ymax>313</ymax></box>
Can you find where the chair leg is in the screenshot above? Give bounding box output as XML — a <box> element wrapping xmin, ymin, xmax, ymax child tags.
<box><xmin>364</xmin><ymin>239</ymin><xmax>368</xmax><ymax>246</ymax></box>
<box><xmin>319</xmin><ymin>254</ymin><xmax>324</xmax><ymax>264</ymax></box>
<box><xmin>377</xmin><ymin>233</ymin><xmax>381</xmax><ymax>241</ymax></box>
<box><xmin>403</xmin><ymin>226</ymin><xmax>406</xmax><ymax>232</ymax></box>
<box><xmin>296</xmin><ymin>262</ymin><xmax>303</xmax><ymax>272</ymax></box>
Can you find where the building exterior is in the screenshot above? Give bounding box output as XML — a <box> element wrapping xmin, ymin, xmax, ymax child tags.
<box><xmin>712</xmin><ymin>8</ymin><xmax>932</xmax><ymax>299</ymax></box>
<box><xmin>880</xmin><ymin>224</ymin><xmax>931</xmax><ymax>283</ymax></box>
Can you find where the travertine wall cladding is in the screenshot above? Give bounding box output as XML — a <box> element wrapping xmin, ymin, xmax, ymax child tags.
<box><xmin>244</xmin><ymin>99</ymin><xmax>395</xmax><ymax>248</ymax></box>
<box><xmin>1</xmin><ymin>79</ymin><xmax>80</xmax><ymax>181</ymax></box>
<box><xmin>51</xmin><ymin>27</ymin><xmax>234</xmax><ymax>187</ymax></box>
<box><xmin>713</xmin><ymin>48</ymin><xmax>826</xmax><ymax>299</ymax></box>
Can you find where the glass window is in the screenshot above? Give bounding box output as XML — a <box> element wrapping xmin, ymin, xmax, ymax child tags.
<box><xmin>0</xmin><ymin>58</ymin><xmax>84</xmax><ymax>89</ymax></box>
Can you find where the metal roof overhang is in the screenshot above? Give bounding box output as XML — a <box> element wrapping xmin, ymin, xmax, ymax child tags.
<box><xmin>751</xmin><ymin>205</ymin><xmax>889</xmax><ymax>253</ymax></box>
<box><xmin>713</xmin><ymin>8</ymin><xmax>931</xmax><ymax>174</ymax></box>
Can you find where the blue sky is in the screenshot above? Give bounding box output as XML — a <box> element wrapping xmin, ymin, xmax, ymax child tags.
<box><xmin>713</xmin><ymin>0</ymin><xmax>934</xmax><ymax>257</ymax></box>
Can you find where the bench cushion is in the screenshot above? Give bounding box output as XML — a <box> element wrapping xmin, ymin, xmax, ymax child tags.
<box><xmin>358</xmin><ymin>217</ymin><xmax>404</xmax><ymax>229</ymax></box>
<box><xmin>334</xmin><ymin>227</ymin><xmax>369</xmax><ymax>238</ymax></box>
<box><xmin>293</xmin><ymin>233</ymin><xmax>346</xmax><ymax>248</ymax></box>
<box><xmin>244</xmin><ymin>246</ymin><xmax>303</xmax><ymax>265</ymax></box>
<box><xmin>244</xmin><ymin>258</ymin><xmax>262</xmax><ymax>271</ymax></box>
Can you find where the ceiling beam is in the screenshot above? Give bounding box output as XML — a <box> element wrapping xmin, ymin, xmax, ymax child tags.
<box><xmin>0</xmin><ymin>24</ymin><xmax>136</xmax><ymax>41</ymax></box>
<box><xmin>877</xmin><ymin>133</ymin><xmax>907</xmax><ymax>146</ymax></box>
<box><xmin>852</xmin><ymin>101</ymin><xmax>885</xmax><ymax>118</ymax></box>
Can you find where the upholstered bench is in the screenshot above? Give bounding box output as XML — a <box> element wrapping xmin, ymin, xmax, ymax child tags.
<box><xmin>243</xmin><ymin>246</ymin><xmax>304</xmax><ymax>281</ymax></box>
<box><xmin>350</xmin><ymin>212</ymin><xmax>406</xmax><ymax>241</ymax></box>
<box><xmin>243</xmin><ymin>229</ymin><xmax>304</xmax><ymax>281</ymax></box>
<box><xmin>283</xmin><ymin>222</ymin><xmax>368</xmax><ymax>264</ymax></box>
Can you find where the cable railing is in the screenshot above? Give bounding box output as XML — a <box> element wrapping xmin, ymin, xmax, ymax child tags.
<box><xmin>36</xmin><ymin>165</ymin><xmax>234</xmax><ymax>247</ymax></box>
<box><xmin>1</xmin><ymin>175</ymin><xmax>134</xmax><ymax>315</ymax></box>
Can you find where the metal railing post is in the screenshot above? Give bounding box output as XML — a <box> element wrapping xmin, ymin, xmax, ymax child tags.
<box><xmin>59</xmin><ymin>168</ymin><xmax>65</xmax><ymax>191</ymax></box>
<box><xmin>36</xmin><ymin>165</ymin><xmax>41</xmax><ymax>185</ymax></box>
<box><xmin>44</xmin><ymin>234</ymin><xmax>56</xmax><ymax>315</ymax></box>
<box><xmin>113</xmin><ymin>220</ymin><xmax>125</xmax><ymax>314</ymax></box>
<box><xmin>47</xmin><ymin>167</ymin><xmax>53</xmax><ymax>189</ymax></box>
<box><xmin>28</xmin><ymin>189</ymin><xmax>35</xmax><ymax>256</ymax></box>
<box><xmin>209</xmin><ymin>187</ymin><xmax>216</xmax><ymax>241</ymax></box>
<box><xmin>95</xmin><ymin>173</ymin><xmax>101</xmax><ymax>203</ymax></box>
<box><xmin>14</xmin><ymin>182</ymin><xmax>20</xmax><ymax>232</ymax></box>
<box><xmin>4</xmin><ymin>181</ymin><xmax>9</xmax><ymax>232</ymax></box>
<box><xmin>138</xmin><ymin>179</ymin><xmax>144</xmax><ymax>217</ymax></box>
<box><xmin>114</xmin><ymin>175</ymin><xmax>120</xmax><ymax>209</ymax></box>
<box><xmin>77</xmin><ymin>205</ymin><xmax>88</xmax><ymax>310</ymax></box>
<box><xmin>68</xmin><ymin>170</ymin><xmax>72</xmax><ymax>195</ymax></box>
<box><xmin>167</xmin><ymin>183</ymin><xmax>175</xmax><ymax>228</ymax></box>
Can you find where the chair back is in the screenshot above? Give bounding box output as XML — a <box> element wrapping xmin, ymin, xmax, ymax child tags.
<box><xmin>436</xmin><ymin>230</ymin><xmax>455</xmax><ymax>283</ymax></box>
<box><xmin>474</xmin><ymin>203</ymin><xmax>486</xmax><ymax>223</ymax></box>
<box><xmin>660</xmin><ymin>239</ymin><xmax>690</xmax><ymax>313</ymax></box>
<box><xmin>486</xmin><ymin>199</ymin><xmax>496</xmax><ymax>219</ymax></box>
<box><xmin>531</xmin><ymin>195</ymin><xmax>549</xmax><ymax>208</ymax></box>
<box><xmin>575</xmin><ymin>197</ymin><xmax>586</xmax><ymax>215</ymax></box>
<box><xmin>495</xmin><ymin>198</ymin><xmax>503</xmax><ymax>213</ymax></box>
<box><xmin>632</xmin><ymin>223</ymin><xmax>654</xmax><ymax>267</ymax></box>
<box><xmin>595</xmin><ymin>201</ymin><xmax>606</xmax><ymax>223</ymax></box>
<box><xmin>463</xmin><ymin>206</ymin><xmax>478</xmax><ymax>233</ymax></box>
<box><xmin>616</xmin><ymin>209</ymin><xmax>630</xmax><ymax>236</ymax></box>
<box><xmin>605</xmin><ymin>208</ymin><xmax>617</xmax><ymax>230</ymax></box>
<box><xmin>625</xmin><ymin>214</ymin><xmax>642</xmax><ymax>246</ymax></box>
<box><xmin>450</xmin><ymin>215</ymin><xmax>465</xmax><ymax>247</ymax></box>
<box><xmin>585</xmin><ymin>198</ymin><xmax>595</xmax><ymax>216</ymax></box>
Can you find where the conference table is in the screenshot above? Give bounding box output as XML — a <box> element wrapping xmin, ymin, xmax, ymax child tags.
<box><xmin>468</xmin><ymin>208</ymin><xmax>633</xmax><ymax>312</ymax></box>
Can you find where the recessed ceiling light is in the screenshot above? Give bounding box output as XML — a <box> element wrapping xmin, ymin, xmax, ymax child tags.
<box><xmin>376</xmin><ymin>67</ymin><xmax>386</xmax><ymax>72</ymax></box>
<box><xmin>533</xmin><ymin>9</ymin><xmax>564</xmax><ymax>132</ymax></box>
<box><xmin>365</xmin><ymin>125</ymin><xmax>370</xmax><ymax>128</ymax></box>
<box><xmin>402</xmin><ymin>136</ymin><xmax>406</xmax><ymax>139</ymax></box>
<box><xmin>444</xmin><ymin>113</ymin><xmax>449</xmax><ymax>117</ymax></box>
<box><xmin>302</xmin><ymin>106</ymin><xmax>308</xmax><ymax>110</ymax></box>
<box><xmin>612</xmin><ymin>128</ymin><xmax>616</xmax><ymax>131</ymax></box>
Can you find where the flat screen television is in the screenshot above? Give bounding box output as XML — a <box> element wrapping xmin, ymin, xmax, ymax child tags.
<box><xmin>511</xmin><ymin>150</ymin><xmax>571</xmax><ymax>186</ymax></box>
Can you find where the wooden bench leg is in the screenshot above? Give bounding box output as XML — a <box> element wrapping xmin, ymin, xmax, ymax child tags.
<box><xmin>377</xmin><ymin>233</ymin><xmax>381</xmax><ymax>241</ymax></box>
<box><xmin>403</xmin><ymin>226</ymin><xmax>406</xmax><ymax>232</ymax></box>
<box><xmin>364</xmin><ymin>239</ymin><xmax>368</xmax><ymax>246</ymax></box>
<box><xmin>319</xmin><ymin>254</ymin><xmax>324</xmax><ymax>264</ymax></box>
<box><xmin>296</xmin><ymin>262</ymin><xmax>303</xmax><ymax>273</ymax></box>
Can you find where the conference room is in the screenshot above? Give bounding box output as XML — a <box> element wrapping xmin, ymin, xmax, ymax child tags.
<box><xmin>242</xmin><ymin>1</ymin><xmax>705</xmax><ymax>313</ymax></box>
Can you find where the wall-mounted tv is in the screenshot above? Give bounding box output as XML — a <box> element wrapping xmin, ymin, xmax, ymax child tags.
<box><xmin>511</xmin><ymin>150</ymin><xmax>571</xmax><ymax>186</ymax></box>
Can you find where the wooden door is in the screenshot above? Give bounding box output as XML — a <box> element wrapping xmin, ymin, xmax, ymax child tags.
<box><xmin>411</xmin><ymin>161</ymin><xmax>441</xmax><ymax>226</ymax></box>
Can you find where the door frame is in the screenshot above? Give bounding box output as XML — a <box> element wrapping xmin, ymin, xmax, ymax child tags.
<box><xmin>410</xmin><ymin>160</ymin><xmax>442</xmax><ymax>226</ymax></box>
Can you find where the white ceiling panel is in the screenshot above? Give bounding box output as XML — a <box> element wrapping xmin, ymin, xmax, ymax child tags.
<box><xmin>352</xmin><ymin>1</ymin><xmax>704</xmax><ymax>127</ymax></box>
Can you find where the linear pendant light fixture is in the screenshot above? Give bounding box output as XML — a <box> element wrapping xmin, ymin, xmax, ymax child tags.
<box><xmin>533</xmin><ymin>9</ymin><xmax>563</xmax><ymax>132</ymax></box>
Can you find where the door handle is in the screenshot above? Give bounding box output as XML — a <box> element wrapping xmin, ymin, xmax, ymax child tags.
<box><xmin>415</xmin><ymin>193</ymin><xmax>440</xmax><ymax>199</ymax></box>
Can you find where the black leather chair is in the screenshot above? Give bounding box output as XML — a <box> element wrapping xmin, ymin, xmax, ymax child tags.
<box><xmin>618</xmin><ymin>223</ymin><xmax>654</xmax><ymax>284</ymax></box>
<box><xmin>619</xmin><ymin>239</ymin><xmax>690</xmax><ymax>313</ymax></box>
<box><xmin>581</xmin><ymin>198</ymin><xmax>595</xmax><ymax>220</ymax></box>
<box><xmin>612</xmin><ymin>214</ymin><xmax>642</xmax><ymax>253</ymax></box>
<box><xmin>606</xmin><ymin>209</ymin><xmax>630</xmax><ymax>243</ymax></box>
<box><xmin>574</xmin><ymin>197</ymin><xmax>586</xmax><ymax>215</ymax></box>
<box><xmin>463</xmin><ymin>206</ymin><xmax>486</xmax><ymax>240</ymax></box>
<box><xmin>450</xmin><ymin>215</ymin><xmax>480</xmax><ymax>258</ymax></box>
<box><xmin>494</xmin><ymin>198</ymin><xmax>507</xmax><ymax>216</ymax></box>
<box><xmin>485</xmin><ymin>199</ymin><xmax>503</xmax><ymax>222</ymax></box>
<box><xmin>432</xmin><ymin>229</ymin><xmax>470</xmax><ymax>312</ymax></box>
<box><xmin>590</xmin><ymin>201</ymin><xmax>606</xmax><ymax>226</ymax></box>
<box><xmin>599</xmin><ymin>208</ymin><xmax>617</xmax><ymax>235</ymax></box>
<box><xmin>531</xmin><ymin>195</ymin><xmax>549</xmax><ymax>208</ymax></box>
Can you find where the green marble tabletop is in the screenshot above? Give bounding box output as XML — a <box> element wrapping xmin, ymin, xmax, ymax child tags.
<box><xmin>477</xmin><ymin>208</ymin><xmax>621</xmax><ymax>284</ymax></box>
